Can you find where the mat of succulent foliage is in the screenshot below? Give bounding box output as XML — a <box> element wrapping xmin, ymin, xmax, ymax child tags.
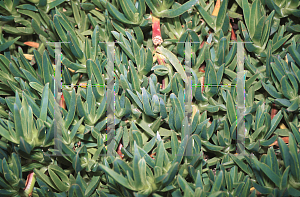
<box><xmin>0</xmin><ymin>0</ymin><xmax>300</xmax><ymax>196</ymax></box>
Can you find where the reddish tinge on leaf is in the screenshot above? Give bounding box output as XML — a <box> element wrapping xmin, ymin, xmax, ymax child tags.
<box><xmin>60</xmin><ymin>94</ymin><xmax>66</xmax><ymax>109</ymax></box>
<box><xmin>24</xmin><ymin>171</ymin><xmax>36</xmax><ymax>197</ymax></box>
<box><xmin>150</xmin><ymin>152</ymin><xmax>156</xmax><ymax>159</ymax></box>
<box><xmin>24</xmin><ymin>42</ymin><xmax>39</xmax><ymax>48</ymax></box>
<box><xmin>117</xmin><ymin>142</ymin><xmax>124</xmax><ymax>159</ymax></box>
<box><xmin>269</xmin><ymin>124</ymin><xmax>289</xmax><ymax>146</ymax></box>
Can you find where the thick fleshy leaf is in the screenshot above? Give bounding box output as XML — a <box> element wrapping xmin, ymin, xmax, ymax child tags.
<box><xmin>159</xmin><ymin>0</ymin><xmax>199</xmax><ymax>18</ymax></box>
<box><xmin>0</xmin><ymin>37</ymin><xmax>20</xmax><ymax>52</ymax></box>
<box><xmin>195</xmin><ymin>3</ymin><xmax>215</xmax><ymax>30</ymax></box>
<box><xmin>107</xmin><ymin>2</ymin><xmax>136</xmax><ymax>24</ymax></box>
<box><xmin>99</xmin><ymin>164</ymin><xmax>134</xmax><ymax>190</ymax></box>
<box><xmin>156</xmin><ymin>46</ymin><xmax>188</xmax><ymax>83</ymax></box>
<box><xmin>216</xmin><ymin>0</ymin><xmax>228</xmax><ymax>32</ymax></box>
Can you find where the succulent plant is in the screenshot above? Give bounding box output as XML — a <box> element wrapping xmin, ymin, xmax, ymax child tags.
<box><xmin>0</xmin><ymin>0</ymin><xmax>300</xmax><ymax>196</ymax></box>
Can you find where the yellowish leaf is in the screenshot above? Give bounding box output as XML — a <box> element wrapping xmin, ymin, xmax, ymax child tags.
<box><xmin>212</xmin><ymin>0</ymin><xmax>221</xmax><ymax>16</ymax></box>
<box><xmin>24</xmin><ymin>54</ymin><xmax>34</xmax><ymax>61</ymax></box>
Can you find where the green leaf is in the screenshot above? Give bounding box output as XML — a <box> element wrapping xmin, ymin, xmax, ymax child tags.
<box><xmin>39</xmin><ymin>83</ymin><xmax>49</xmax><ymax>122</ymax></box>
<box><xmin>287</xmin><ymin>98</ymin><xmax>299</xmax><ymax>112</ymax></box>
<box><xmin>177</xmin><ymin>174</ymin><xmax>194</xmax><ymax>194</ymax></box>
<box><xmin>145</xmin><ymin>0</ymin><xmax>159</xmax><ymax>15</ymax></box>
<box><xmin>156</xmin><ymin>46</ymin><xmax>188</xmax><ymax>83</ymax></box>
<box><xmin>20</xmin><ymin>68</ymin><xmax>42</xmax><ymax>85</ymax></box>
<box><xmin>48</xmin><ymin>165</ymin><xmax>70</xmax><ymax>192</ymax></box>
<box><xmin>249</xmin><ymin>0</ymin><xmax>260</xmax><ymax>38</ymax></box>
<box><xmin>159</xmin><ymin>0</ymin><xmax>199</xmax><ymax>18</ymax></box>
<box><xmin>48</xmin><ymin>0</ymin><xmax>66</xmax><ymax>10</ymax></box>
<box><xmin>288</xmin><ymin>185</ymin><xmax>300</xmax><ymax>196</ymax></box>
<box><xmin>261</xmin><ymin>81</ymin><xmax>282</xmax><ymax>98</ymax></box>
<box><xmin>119</xmin><ymin>0</ymin><xmax>137</xmax><ymax>22</ymax></box>
<box><xmin>252</xmin><ymin>182</ymin><xmax>273</xmax><ymax>194</ymax></box>
<box><xmin>216</xmin><ymin>0</ymin><xmax>228</xmax><ymax>32</ymax></box>
<box><xmin>136</xmin><ymin>119</ymin><xmax>155</xmax><ymax>137</ymax></box>
<box><xmin>2</xmin><ymin>158</ymin><xmax>16</xmax><ymax>184</ymax></box>
<box><xmin>202</xmin><ymin>141</ymin><xmax>224</xmax><ymax>151</ymax></box>
<box><xmin>42</xmin><ymin>51</ymin><xmax>53</xmax><ymax>86</ymax></box>
<box><xmin>278</xmin><ymin>137</ymin><xmax>290</xmax><ymax>167</ymax></box>
<box><xmin>173</xmin><ymin>135</ymin><xmax>188</xmax><ymax>164</ymax></box>
<box><xmin>272</xmin><ymin>34</ymin><xmax>292</xmax><ymax>53</ymax></box>
<box><xmin>72</xmin><ymin>153</ymin><xmax>83</xmax><ymax>173</ymax></box>
<box><xmin>141</xmin><ymin>87</ymin><xmax>155</xmax><ymax>117</ymax></box>
<box><xmin>53</xmin><ymin>14</ymin><xmax>68</xmax><ymax>42</ymax></box>
<box><xmin>195</xmin><ymin>4</ymin><xmax>215</xmax><ymax>30</ymax></box>
<box><xmin>170</xmin><ymin>93</ymin><xmax>184</xmax><ymax>122</ymax></box>
<box><xmin>99</xmin><ymin>164</ymin><xmax>134</xmax><ymax>190</ymax></box>
<box><xmin>274</xmin><ymin>98</ymin><xmax>291</xmax><ymax>107</ymax></box>
<box><xmin>226</xmin><ymin>90</ymin><xmax>236</xmax><ymax>126</ymax></box>
<box><xmin>242</xmin><ymin>0</ymin><xmax>251</xmax><ymax>33</ymax></box>
<box><xmin>19</xmin><ymin>137</ymin><xmax>32</xmax><ymax>154</ymax></box>
<box><xmin>290</xmin><ymin>123</ymin><xmax>300</xmax><ymax>144</ymax></box>
<box><xmin>252</xmin><ymin>16</ymin><xmax>265</xmax><ymax>44</ymax></box>
<box><xmin>34</xmin><ymin>168</ymin><xmax>59</xmax><ymax>191</ymax></box>
<box><xmin>245</xmin><ymin>72</ymin><xmax>259</xmax><ymax>90</ymax></box>
<box><xmin>84</xmin><ymin>175</ymin><xmax>100</xmax><ymax>197</ymax></box>
<box><xmin>64</xmin><ymin>89</ymin><xmax>76</xmax><ymax>129</ymax></box>
<box><xmin>107</xmin><ymin>2</ymin><xmax>135</xmax><ymax>24</ymax></box>
<box><xmin>31</xmin><ymin>19</ymin><xmax>48</xmax><ymax>38</ymax></box>
<box><xmin>0</xmin><ymin>37</ymin><xmax>20</xmax><ymax>52</ymax></box>
<box><xmin>129</xmin><ymin>61</ymin><xmax>141</xmax><ymax>93</ymax></box>
<box><xmin>230</xmin><ymin>155</ymin><xmax>251</xmax><ymax>175</ymax></box>
<box><xmin>288</xmin><ymin>45</ymin><xmax>300</xmax><ymax>66</ymax></box>
<box><xmin>280</xmin><ymin>75</ymin><xmax>294</xmax><ymax>99</ymax></box>
<box><xmin>68</xmin><ymin>32</ymin><xmax>84</xmax><ymax>60</ymax></box>
<box><xmin>14</xmin><ymin>103</ymin><xmax>24</xmax><ymax>139</ymax></box>
<box><xmin>260</xmin><ymin>11</ymin><xmax>275</xmax><ymax>46</ymax></box>
<box><xmin>69</xmin><ymin>118</ymin><xmax>83</xmax><ymax>143</ymax></box>
<box><xmin>257</xmin><ymin>161</ymin><xmax>281</xmax><ymax>187</ymax></box>
<box><xmin>155</xmin><ymin>140</ymin><xmax>165</xmax><ymax>169</ymax></box>
<box><xmin>126</xmin><ymin>89</ymin><xmax>143</xmax><ymax>110</ymax></box>
<box><xmin>280</xmin><ymin>166</ymin><xmax>290</xmax><ymax>190</ymax></box>
<box><xmin>264</xmin><ymin>110</ymin><xmax>282</xmax><ymax>139</ymax></box>
<box><xmin>211</xmin><ymin>171</ymin><xmax>223</xmax><ymax>192</ymax></box>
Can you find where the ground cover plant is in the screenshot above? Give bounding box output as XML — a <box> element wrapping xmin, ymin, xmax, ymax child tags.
<box><xmin>0</xmin><ymin>0</ymin><xmax>300</xmax><ymax>196</ymax></box>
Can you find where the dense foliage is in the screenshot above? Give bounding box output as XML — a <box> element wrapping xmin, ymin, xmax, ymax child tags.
<box><xmin>0</xmin><ymin>0</ymin><xmax>300</xmax><ymax>196</ymax></box>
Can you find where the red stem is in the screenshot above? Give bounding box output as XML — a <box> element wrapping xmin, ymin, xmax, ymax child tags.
<box><xmin>151</xmin><ymin>12</ymin><xmax>163</xmax><ymax>47</ymax></box>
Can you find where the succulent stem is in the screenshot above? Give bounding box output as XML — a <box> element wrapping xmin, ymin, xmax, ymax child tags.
<box><xmin>24</xmin><ymin>171</ymin><xmax>36</xmax><ymax>197</ymax></box>
<box><xmin>151</xmin><ymin>13</ymin><xmax>163</xmax><ymax>47</ymax></box>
